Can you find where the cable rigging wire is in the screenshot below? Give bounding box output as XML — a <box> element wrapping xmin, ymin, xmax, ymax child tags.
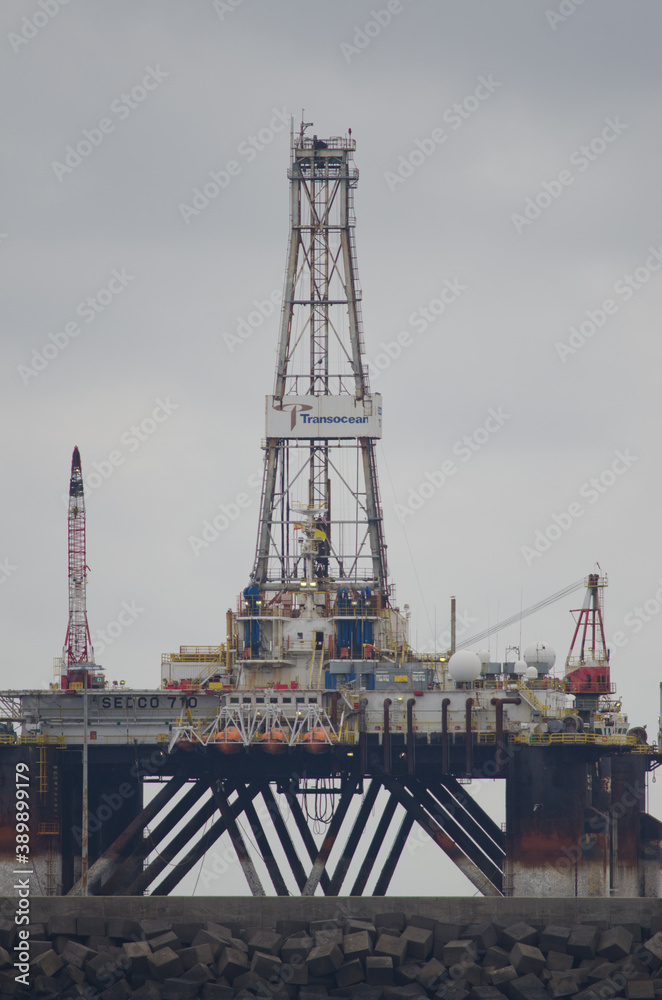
<box><xmin>457</xmin><ymin>578</ymin><xmax>585</xmax><ymax>650</ymax></box>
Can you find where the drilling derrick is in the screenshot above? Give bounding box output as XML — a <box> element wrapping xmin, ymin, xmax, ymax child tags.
<box><xmin>242</xmin><ymin>122</ymin><xmax>396</xmax><ymax>685</ymax></box>
<box><xmin>59</xmin><ymin>446</ymin><xmax>102</xmax><ymax>690</ymax></box>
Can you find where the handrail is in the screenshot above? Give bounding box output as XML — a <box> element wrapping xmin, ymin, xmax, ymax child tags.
<box><xmin>515</xmin><ymin>679</ymin><xmax>548</xmax><ymax>714</ymax></box>
<box><xmin>514</xmin><ymin>732</ymin><xmax>638</xmax><ymax>746</ymax></box>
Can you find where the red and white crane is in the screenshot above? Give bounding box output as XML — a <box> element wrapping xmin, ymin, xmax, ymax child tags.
<box><xmin>60</xmin><ymin>447</ymin><xmax>103</xmax><ymax>689</ymax></box>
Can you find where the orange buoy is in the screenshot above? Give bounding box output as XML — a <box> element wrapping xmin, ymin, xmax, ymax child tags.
<box><xmin>215</xmin><ymin>725</ymin><xmax>244</xmax><ymax>754</ymax></box>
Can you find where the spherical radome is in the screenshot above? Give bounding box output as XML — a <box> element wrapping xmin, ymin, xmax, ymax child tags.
<box><xmin>523</xmin><ymin>641</ymin><xmax>556</xmax><ymax>669</ymax></box>
<box><xmin>514</xmin><ymin>659</ymin><xmax>528</xmax><ymax>675</ymax></box>
<box><xmin>449</xmin><ymin>650</ymin><xmax>482</xmax><ymax>682</ymax></box>
<box><xmin>524</xmin><ymin>666</ymin><xmax>538</xmax><ymax>680</ymax></box>
<box><xmin>476</xmin><ymin>650</ymin><xmax>491</xmax><ymax>665</ymax></box>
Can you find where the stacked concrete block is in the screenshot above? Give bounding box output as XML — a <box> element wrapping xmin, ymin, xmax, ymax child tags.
<box><xmin>4</xmin><ymin>912</ymin><xmax>662</xmax><ymax>999</ymax></box>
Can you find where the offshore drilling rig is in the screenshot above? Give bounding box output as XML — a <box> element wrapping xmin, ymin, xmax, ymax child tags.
<box><xmin>2</xmin><ymin>123</ymin><xmax>662</xmax><ymax>898</ymax></box>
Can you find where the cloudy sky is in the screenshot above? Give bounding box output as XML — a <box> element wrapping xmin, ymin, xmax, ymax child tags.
<box><xmin>3</xmin><ymin>0</ymin><xmax>662</xmax><ymax>895</ymax></box>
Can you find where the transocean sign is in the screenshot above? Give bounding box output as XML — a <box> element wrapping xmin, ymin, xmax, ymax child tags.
<box><xmin>266</xmin><ymin>394</ymin><xmax>382</xmax><ymax>439</ymax></box>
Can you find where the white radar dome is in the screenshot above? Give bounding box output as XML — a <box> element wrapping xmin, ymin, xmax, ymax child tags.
<box><xmin>449</xmin><ymin>650</ymin><xmax>482</xmax><ymax>683</ymax></box>
<box><xmin>523</xmin><ymin>642</ymin><xmax>556</xmax><ymax>670</ymax></box>
<box><xmin>524</xmin><ymin>666</ymin><xmax>538</xmax><ymax>680</ymax></box>
<box><xmin>514</xmin><ymin>660</ymin><xmax>528</xmax><ymax>675</ymax></box>
<box><xmin>476</xmin><ymin>650</ymin><xmax>491</xmax><ymax>665</ymax></box>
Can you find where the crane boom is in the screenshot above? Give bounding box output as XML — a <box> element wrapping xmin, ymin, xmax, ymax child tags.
<box><xmin>63</xmin><ymin>447</ymin><xmax>92</xmax><ymax>665</ymax></box>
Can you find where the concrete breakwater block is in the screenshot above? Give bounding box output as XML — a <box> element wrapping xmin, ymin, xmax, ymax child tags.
<box><xmin>3</xmin><ymin>908</ymin><xmax>662</xmax><ymax>998</ymax></box>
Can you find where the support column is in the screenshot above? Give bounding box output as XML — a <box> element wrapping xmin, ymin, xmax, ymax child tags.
<box><xmin>152</xmin><ymin>784</ymin><xmax>264</xmax><ymax>896</ymax></box>
<box><xmin>349</xmin><ymin>791</ymin><xmax>399</xmax><ymax>895</ymax></box>
<box><xmin>372</xmin><ymin>811</ymin><xmax>415</xmax><ymax>896</ymax></box>
<box><xmin>504</xmin><ymin>746</ymin><xmax>647</xmax><ymax>897</ymax></box>
<box><xmin>98</xmin><ymin>779</ymin><xmax>208</xmax><ymax>895</ymax></box>
<box><xmin>326</xmin><ymin>779</ymin><xmax>381</xmax><ymax>895</ymax></box>
<box><xmin>287</xmin><ymin>793</ymin><xmax>332</xmax><ymax>895</ymax></box>
<box><xmin>67</xmin><ymin>775</ymin><xmax>186</xmax><ymax>896</ymax></box>
<box><xmin>301</xmin><ymin>783</ymin><xmax>357</xmax><ymax>896</ymax></box>
<box><xmin>209</xmin><ymin>782</ymin><xmax>266</xmax><ymax>896</ymax></box>
<box><xmin>261</xmin><ymin>784</ymin><xmax>309</xmax><ymax>892</ymax></box>
<box><xmin>384</xmin><ymin>778</ymin><xmax>502</xmax><ymax>896</ymax></box>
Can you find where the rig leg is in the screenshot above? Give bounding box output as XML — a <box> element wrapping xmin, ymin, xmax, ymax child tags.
<box><xmin>242</xmin><ymin>794</ymin><xmax>289</xmax><ymax>896</ymax></box>
<box><xmin>261</xmin><ymin>784</ymin><xmax>308</xmax><ymax>892</ymax></box>
<box><xmin>349</xmin><ymin>792</ymin><xmax>399</xmax><ymax>896</ymax></box>
<box><xmin>67</xmin><ymin>775</ymin><xmax>186</xmax><ymax>896</ymax></box>
<box><xmin>209</xmin><ymin>781</ymin><xmax>266</xmax><ymax>896</ymax></box>
<box><xmin>326</xmin><ymin>779</ymin><xmax>381</xmax><ymax>895</ymax></box>
<box><xmin>152</xmin><ymin>783</ymin><xmax>264</xmax><ymax>896</ymax></box>
<box><xmin>384</xmin><ymin>777</ymin><xmax>503</xmax><ymax>897</ymax></box>
<box><xmin>301</xmin><ymin>783</ymin><xmax>357</xmax><ymax>896</ymax></box>
<box><xmin>287</xmin><ymin>793</ymin><xmax>332</xmax><ymax>895</ymax></box>
<box><xmin>372</xmin><ymin>810</ymin><xmax>416</xmax><ymax>896</ymax></box>
<box><xmin>98</xmin><ymin>779</ymin><xmax>209</xmax><ymax>895</ymax></box>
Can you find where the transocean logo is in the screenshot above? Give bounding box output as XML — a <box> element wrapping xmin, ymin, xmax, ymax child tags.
<box><xmin>272</xmin><ymin>402</ymin><xmax>313</xmax><ymax>430</ymax></box>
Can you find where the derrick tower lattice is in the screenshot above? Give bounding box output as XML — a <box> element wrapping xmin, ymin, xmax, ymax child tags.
<box><xmin>63</xmin><ymin>447</ymin><xmax>92</xmax><ymax>666</ymax></box>
<box><xmin>251</xmin><ymin>123</ymin><xmax>388</xmax><ymax>598</ymax></box>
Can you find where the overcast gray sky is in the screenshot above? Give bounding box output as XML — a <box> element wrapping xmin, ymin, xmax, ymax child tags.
<box><xmin>3</xmin><ymin>0</ymin><xmax>662</xmax><ymax>895</ymax></box>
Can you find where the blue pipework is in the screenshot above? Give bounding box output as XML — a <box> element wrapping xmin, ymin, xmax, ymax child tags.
<box><xmin>243</xmin><ymin>585</ymin><xmax>261</xmax><ymax>657</ymax></box>
<box><xmin>335</xmin><ymin>586</ymin><xmax>373</xmax><ymax>657</ymax></box>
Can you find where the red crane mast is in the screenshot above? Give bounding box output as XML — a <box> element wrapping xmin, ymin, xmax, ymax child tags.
<box><xmin>60</xmin><ymin>447</ymin><xmax>102</xmax><ymax>689</ymax></box>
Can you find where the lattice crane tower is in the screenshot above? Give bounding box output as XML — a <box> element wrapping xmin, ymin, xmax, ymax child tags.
<box><xmin>242</xmin><ymin>122</ymin><xmax>400</xmax><ymax>682</ymax></box>
<box><xmin>57</xmin><ymin>447</ymin><xmax>103</xmax><ymax>690</ymax></box>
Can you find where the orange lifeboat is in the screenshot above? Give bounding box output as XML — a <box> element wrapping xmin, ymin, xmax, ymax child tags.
<box><xmin>260</xmin><ymin>728</ymin><xmax>289</xmax><ymax>755</ymax></box>
<box><xmin>215</xmin><ymin>725</ymin><xmax>243</xmax><ymax>754</ymax></box>
<box><xmin>301</xmin><ymin>726</ymin><xmax>332</xmax><ymax>754</ymax></box>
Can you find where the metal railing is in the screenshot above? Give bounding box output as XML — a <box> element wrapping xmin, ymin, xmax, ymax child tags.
<box><xmin>0</xmin><ymin>733</ymin><xmax>169</xmax><ymax>746</ymax></box>
<box><xmin>338</xmin><ymin>721</ymin><xmax>359</xmax><ymax>744</ymax></box>
<box><xmin>513</xmin><ymin>732</ymin><xmax>638</xmax><ymax>747</ymax></box>
<box><xmin>516</xmin><ymin>679</ymin><xmax>548</xmax><ymax>713</ymax></box>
